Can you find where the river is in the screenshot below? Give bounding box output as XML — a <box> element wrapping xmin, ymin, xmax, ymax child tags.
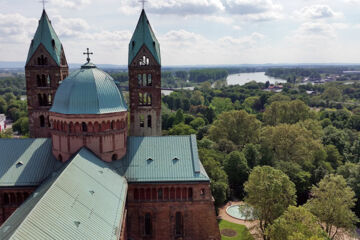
<box><xmin>227</xmin><ymin>72</ymin><xmax>286</xmax><ymax>86</ymax></box>
<box><xmin>161</xmin><ymin>72</ymin><xmax>286</xmax><ymax>95</ymax></box>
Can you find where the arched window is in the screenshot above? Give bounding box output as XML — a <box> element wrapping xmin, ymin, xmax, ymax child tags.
<box><xmin>47</xmin><ymin>75</ymin><xmax>51</xmax><ymax>86</ymax></box>
<box><xmin>48</xmin><ymin>94</ymin><xmax>52</xmax><ymax>105</ymax></box>
<box><xmin>143</xmin><ymin>74</ymin><xmax>146</xmax><ymax>86</ymax></box>
<box><xmin>164</xmin><ymin>188</ymin><xmax>169</xmax><ymax>200</ymax></box>
<box><xmin>147</xmin><ymin>115</ymin><xmax>152</xmax><ymax>128</ymax></box>
<box><xmin>146</xmin><ymin>188</ymin><xmax>151</xmax><ymax>200</ymax></box>
<box><xmin>38</xmin><ymin>94</ymin><xmax>43</xmax><ymax>106</ymax></box>
<box><xmin>111</xmin><ymin>121</ymin><xmax>115</xmax><ymax>130</ymax></box>
<box><xmin>140</xmin><ymin>188</ymin><xmax>145</xmax><ymax>200</ymax></box>
<box><xmin>39</xmin><ymin>115</ymin><xmax>45</xmax><ymax>128</ymax></box>
<box><xmin>144</xmin><ymin>213</ymin><xmax>152</xmax><ymax>236</ymax></box>
<box><xmin>112</xmin><ymin>154</ymin><xmax>118</xmax><ymax>161</ymax></box>
<box><xmin>176</xmin><ymin>187</ymin><xmax>181</xmax><ymax>200</ymax></box>
<box><xmin>140</xmin><ymin>115</ymin><xmax>144</xmax><ymax>128</ymax></box>
<box><xmin>82</xmin><ymin>122</ymin><xmax>87</xmax><ymax>132</ymax></box>
<box><xmin>43</xmin><ymin>94</ymin><xmax>47</xmax><ymax>105</ymax></box>
<box><xmin>139</xmin><ymin>93</ymin><xmax>143</xmax><ymax>105</ymax></box>
<box><xmin>58</xmin><ymin>154</ymin><xmax>63</xmax><ymax>161</ymax></box>
<box><xmin>37</xmin><ymin>75</ymin><xmax>41</xmax><ymax>87</ymax></box>
<box><xmin>158</xmin><ymin>188</ymin><xmax>163</xmax><ymax>200</ymax></box>
<box><xmin>138</xmin><ymin>74</ymin><xmax>142</xmax><ymax>86</ymax></box>
<box><xmin>182</xmin><ymin>188</ymin><xmax>187</xmax><ymax>200</ymax></box>
<box><xmin>147</xmin><ymin>74</ymin><xmax>152</xmax><ymax>86</ymax></box>
<box><xmin>147</xmin><ymin>94</ymin><xmax>152</xmax><ymax>106</ymax></box>
<box><xmin>188</xmin><ymin>188</ymin><xmax>193</xmax><ymax>200</ymax></box>
<box><xmin>3</xmin><ymin>193</ymin><xmax>9</xmax><ymax>205</ymax></box>
<box><xmin>44</xmin><ymin>57</ymin><xmax>48</xmax><ymax>65</ymax></box>
<box><xmin>134</xmin><ymin>189</ymin><xmax>139</xmax><ymax>200</ymax></box>
<box><xmin>37</xmin><ymin>57</ymin><xmax>41</xmax><ymax>65</ymax></box>
<box><xmin>170</xmin><ymin>188</ymin><xmax>175</xmax><ymax>200</ymax></box>
<box><xmin>152</xmin><ymin>188</ymin><xmax>156</xmax><ymax>201</ymax></box>
<box><xmin>47</xmin><ymin>116</ymin><xmax>51</xmax><ymax>127</ymax></box>
<box><xmin>41</xmin><ymin>74</ymin><xmax>46</xmax><ymax>86</ymax></box>
<box><xmin>175</xmin><ymin>212</ymin><xmax>183</xmax><ymax>236</ymax></box>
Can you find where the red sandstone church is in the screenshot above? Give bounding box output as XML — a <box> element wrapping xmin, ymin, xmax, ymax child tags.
<box><xmin>0</xmin><ymin>7</ymin><xmax>220</xmax><ymax>240</ymax></box>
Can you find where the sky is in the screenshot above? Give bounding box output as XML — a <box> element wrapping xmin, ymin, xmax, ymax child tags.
<box><xmin>0</xmin><ymin>0</ymin><xmax>360</xmax><ymax>66</ymax></box>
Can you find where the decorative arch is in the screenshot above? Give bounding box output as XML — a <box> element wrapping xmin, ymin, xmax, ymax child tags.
<box><xmin>39</xmin><ymin>115</ymin><xmax>45</xmax><ymax>128</ymax></box>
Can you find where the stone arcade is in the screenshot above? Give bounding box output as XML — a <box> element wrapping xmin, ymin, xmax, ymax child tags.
<box><xmin>0</xmin><ymin>9</ymin><xmax>220</xmax><ymax>240</ymax></box>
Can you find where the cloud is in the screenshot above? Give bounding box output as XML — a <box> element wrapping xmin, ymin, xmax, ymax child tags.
<box><xmin>219</xmin><ymin>32</ymin><xmax>264</xmax><ymax>48</ymax></box>
<box><xmin>51</xmin><ymin>0</ymin><xmax>92</xmax><ymax>9</ymax></box>
<box><xmin>119</xmin><ymin>0</ymin><xmax>224</xmax><ymax>16</ymax></box>
<box><xmin>291</xmin><ymin>22</ymin><xmax>337</xmax><ymax>42</ymax></box>
<box><xmin>344</xmin><ymin>0</ymin><xmax>360</xmax><ymax>4</ymax></box>
<box><xmin>52</xmin><ymin>15</ymin><xmax>90</xmax><ymax>38</ymax></box>
<box><xmin>0</xmin><ymin>13</ymin><xmax>37</xmax><ymax>43</ymax></box>
<box><xmin>204</xmin><ymin>15</ymin><xmax>234</xmax><ymax>24</ymax></box>
<box><xmin>222</xmin><ymin>0</ymin><xmax>282</xmax><ymax>21</ymax></box>
<box><xmin>295</xmin><ymin>5</ymin><xmax>341</xmax><ymax>19</ymax></box>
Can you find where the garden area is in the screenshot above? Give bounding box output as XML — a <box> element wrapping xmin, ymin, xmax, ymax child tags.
<box><xmin>219</xmin><ymin>220</ymin><xmax>254</xmax><ymax>240</ymax></box>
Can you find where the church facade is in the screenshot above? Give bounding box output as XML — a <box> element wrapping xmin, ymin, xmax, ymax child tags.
<box><xmin>0</xmin><ymin>9</ymin><xmax>220</xmax><ymax>240</ymax></box>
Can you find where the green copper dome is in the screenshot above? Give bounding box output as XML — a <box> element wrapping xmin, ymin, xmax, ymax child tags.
<box><xmin>50</xmin><ymin>62</ymin><xmax>127</xmax><ymax>115</ymax></box>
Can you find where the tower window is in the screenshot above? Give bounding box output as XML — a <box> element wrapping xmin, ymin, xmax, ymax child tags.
<box><xmin>48</xmin><ymin>94</ymin><xmax>52</xmax><ymax>105</ymax></box>
<box><xmin>82</xmin><ymin>122</ymin><xmax>87</xmax><ymax>132</ymax></box>
<box><xmin>39</xmin><ymin>115</ymin><xmax>45</xmax><ymax>128</ymax></box>
<box><xmin>37</xmin><ymin>75</ymin><xmax>41</xmax><ymax>87</ymax></box>
<box><xmin>144</xmin><ymin>213</ymin><xmax>152</xmax><ymax>236</ymax></box>
<box><xmin>147</xmin><ymin>74</ymin><xmax>152</xmax><ymax>86</ymax></box>
<box><xmin>112</xmin><ymin>154</ymin><xmax>118</xmax><ymax>161</ymax></box>
<box><xmin>58</xmin><ymin>154</ymin><xmax>62</xmax><ymax>161</ymax></box>
<box><xmin>139</xmin><ymin>56</ymin><xmax>149</xmax><ymax>66</ymax></box>
<box><xmin>132</xmin><ymin>41</ymin><xmax>135</xmax><ymax>49</ymax></box>
<box><xmin>143</xmin><ymin>74</ymin><xmax>146</xmax><ymax>86</ymax></box>
<box><xmin>147</xmin><ymin>115</ymin><xmax>152</xmax><ymax>128</ymax></box>
<box><xmin>47</xmin><ymin>75</ymin><xmax>51</xmax><ymax>86</ymax></box>
<box><xmin>175</xmin><ymin>212</ymin><xmax>183</xmax><ymax>236</ymax></box>
<box><xmin>140</xmin><ymin>115</ymin><xmax>144</xmax><ymax>128</ymax></box>
<box><xmin>158</xmin><ymin>188</ymin><xmax>163</xmax><ymax>200</ymax></box>
<box><xmin>52</xmin><ymin>39</ymin><xmax>55</xmax><ymax>48</ymax></box>
<box><xmin>138</xmin><ymin>74</ymin><xmax>142</xmax><ymax>86</ymax></box>
<box><xmin>139</xmin><ymin>93</ymin><xmax>143</xmax><ymax>106</ymax></box>
<box><xmin>38</xmin><ymin>94</ymin><xmax>43</xmax><ymax>106</ymax></box>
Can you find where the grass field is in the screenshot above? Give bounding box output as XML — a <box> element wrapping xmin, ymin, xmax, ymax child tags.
<box><xmin>219</xmin><ymin>219</ymin><xmax>254</xmax><ymax>240</ymax></box>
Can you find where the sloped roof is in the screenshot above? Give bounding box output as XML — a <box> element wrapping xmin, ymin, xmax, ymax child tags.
<box><xmin>112</xmin><ymin>135</ymin><xmax>209</xmax><ymax>182</ymax></box>
<box><xmin>0</xmin><ymin>138</ymin><xmax>62</xmax><ymax>187</ymax></box>
<box><xmin>128</xmin><ymin>9</ymin><xmax>161</xmax><ymax>65</ymax></box>
<box><xmin>0</xmin><ymin>148</ymin><xmax>128</xmax><ymax>240</ymax></box>
<box><xmin>26</xmin><ymin>10</ymin><xmax>63</xmax><ymax>66</ymax></box>
<box><xmin>50</xmin><ymin>62</ymin><xmax>128</xmax><ymax>114</ymax></box>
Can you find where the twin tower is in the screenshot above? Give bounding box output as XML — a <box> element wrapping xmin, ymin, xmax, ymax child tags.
<box><xmin>25</xmin><ymin>9</ymin><xmax>162</xmax><ymax>140</ymax></box>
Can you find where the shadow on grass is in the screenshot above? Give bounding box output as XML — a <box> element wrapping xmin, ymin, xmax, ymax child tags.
<box><xmin>218</xmin><ymin>219</ymin><xmax>254</xmax><ymax>240</ymax></box>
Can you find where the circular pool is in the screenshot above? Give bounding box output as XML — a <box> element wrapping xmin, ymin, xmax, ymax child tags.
<box><xmin>226</xmin><ymin>204</ymin><xmax>257</xmax><ymax>221</ymax></box>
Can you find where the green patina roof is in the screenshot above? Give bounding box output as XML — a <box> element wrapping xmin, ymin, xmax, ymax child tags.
<box><xmin>0</xmin><ymin>138</ymin><xmax>62</xmax><ymax>187</ymax></box>
<box><xmin>0</xmin><ymin>148</ymin><xmax>128</xmax><ymax>240</ymax></box>
<box><xmin>112</xmin><ymin>135</ymin><xmax>209</xmax><ymax>182</ymax></box>
<box><xmin>26</xmin><ymin>10</ymin><xmax>63</xmax><ymax>66</ymax></box>
<box><xmin>50</xmin><ymin>62</ymin><xmax>128</xmax><ymax>114</ymax></box>
<box><xmin>128</xmin><ymin>10</ymin><xmax>161</xmax><ymax>65</ymax></box>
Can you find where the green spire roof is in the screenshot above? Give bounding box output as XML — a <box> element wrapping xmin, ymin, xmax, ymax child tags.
<box><xmin>129</xmin><ymin>10</ymin><xmax>161</xmax><ymax>65</ymax></box>
<box><xmin>26</xmin><ymin>10</ymin><xmax>63</xmax><ymax>66</ymax></box>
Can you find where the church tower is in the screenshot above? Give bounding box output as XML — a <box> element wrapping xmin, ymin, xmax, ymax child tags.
<box><xmin>128</xmin><ymin>10</ymin><xmax>161</xmax><ymax>136</ymax></box>
<box><xmin>25</xmin><ymin>10</ymin><xmax>69</xmax><ymax>138</ymax></box>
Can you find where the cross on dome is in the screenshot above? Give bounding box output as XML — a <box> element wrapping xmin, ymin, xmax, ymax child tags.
<box><xmin>83</xmin><ymin>48</ymin><xmax>93</xmax><ymax>63</ymax></box>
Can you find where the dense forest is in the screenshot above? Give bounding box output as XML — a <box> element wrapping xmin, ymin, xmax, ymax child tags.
<box><xmin>1</xmin><ymin>67</ymin><xmax>360</xmax><ymax>238</ymax></box>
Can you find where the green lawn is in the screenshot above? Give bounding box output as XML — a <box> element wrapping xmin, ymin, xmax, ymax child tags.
<box><xmin>218</xmin><ymin>219</ymin><xmax>254</xmax><ymax>240</ymax></box>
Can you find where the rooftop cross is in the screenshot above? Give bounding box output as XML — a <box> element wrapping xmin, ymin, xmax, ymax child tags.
<box><xmin>83</xmin><ymin>48</ymin><xmax>93</xmax><ymax>63</ymax></box>
<box><xmin>139</xmin><ymin>0</ymin><xmax>147</xmax><ymax>10</ymax></box>
<box><xmin>39</xmin><ymin>0</ymin><xmax>48</xmax><ymax>10</ymax></box>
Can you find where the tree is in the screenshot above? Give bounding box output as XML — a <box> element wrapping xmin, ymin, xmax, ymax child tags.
<box><xmin>0</xmin><ymin>96</ymin><xmax>7</xmax><ymax>113</ymax></box>
<box><xmin>189</xmin><ymin>117</ymin><xmax>205</xmax><ymax>130</ymax></box>
<box><xmin>224</xmin><ymin>151</ymin><xmax>249</xmax><ymax>197</ymax></box>
<box><xmin>322</xmin><ymin>125</ymin><xmax>347</xmax><ymax>154</ymax></box>
<box><xmin>244</xmin><ymin>166</ymin><xmax>296</xmax><ymax>239</ymax></box>
<box><xmin>173</xmin><ymin>109</ymin><xmax>184</xmax><ymax>125</ymax></box>
<box><xmin>266</xmin><ymin>206</ymin><xmax>327</xmax><ymax>240</ymax></box>
<box><xmin>324</xmin><ymin>145</ymin><xmax>343</xmax><ymax>170</ymax></box>
<box><xmin>0</xmin><ymin>128</ymin><xmax>13</xmax><ymax>138</ymax></box>
<box><xmin>209</xmin><ymin>110</ymin><xmax>261</xmax><ymax>149</ymax></box>
<box><xmin>322</xmin><ymin>87</ymin><xmax>341</xmax><ymax>101</ymax></box>
<box><xmin>306</xmin><ymin>174</ymin><xmax>358</xmax><ymax>239</ymax></box>
<box><xmin>190</xmin><ymin>90</ymin><xmax>204</xmax><ymax>106</ymax></box>
<box><xmin>168</xmin><ymin>123</ymin><xmax>196</xmax><ymax>135</ymax></box>
<box><xmin>12</xmin><ymin>117</ymin><xmax>29</xmax><ymax>135</ymax></box>
<box><xmin>242</xmin><ymin>143</ymin><xmax>261</xmax><ymax>169</ymax></box>
<box><xmin>263</xmin><ymin>100</ymin><xmax>312</xmax><ymax>126</ymax></box>
<box><xmin>210</xmin><ymin>97</ymin><xmax>234</xmax><ymax>115</ymax></box>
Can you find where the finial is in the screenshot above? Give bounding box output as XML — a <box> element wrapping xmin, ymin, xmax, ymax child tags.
<box><xmin>139</xmin><ymin>0</ymin><xmax>147</xmax><ymax>10</ymax></box>
<box><xmin>83</xmin><ymin>48</ymin><xmax>93</xmax><ymax>63</ymax></box>
<box><xmin>39</xmin><ymin>0</ymin><xmax>48</xmax><ymax>10</ymax></box>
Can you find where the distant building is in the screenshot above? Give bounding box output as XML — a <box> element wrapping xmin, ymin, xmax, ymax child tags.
<box><xmin>0</xmin><ymin>114</ymin><xmax>5</xmax><ymax>132</ymax></box>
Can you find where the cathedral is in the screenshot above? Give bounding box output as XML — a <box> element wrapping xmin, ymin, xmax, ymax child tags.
<box><xmin>0</xmin><ymin>8</ymin><xmax>220</xmax><ymax>240</ymax></box>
